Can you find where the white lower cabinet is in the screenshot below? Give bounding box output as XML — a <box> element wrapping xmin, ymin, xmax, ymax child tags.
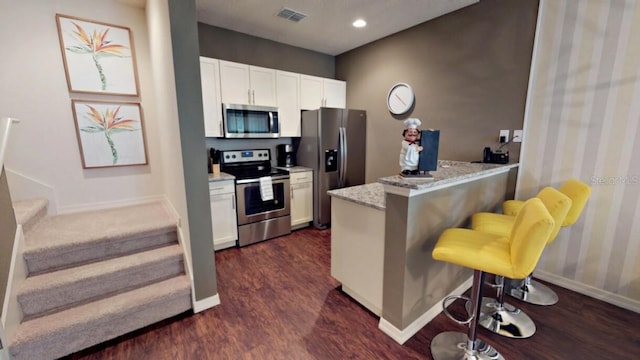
<box><xmin>290</xmin><ymin>171</ymin><xmax>313</xmax><ymax>229</ymax></box>
<box><xmin>209</xmin><ymin>180</ymin><xmax>238</xmax><ymax>250</ymax></box>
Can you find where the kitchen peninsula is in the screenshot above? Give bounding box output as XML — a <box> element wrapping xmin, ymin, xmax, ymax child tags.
<box><xmin>328</xmin><ymin>161</ymin><xmax>518</xmax><ymax>344</ymax></box>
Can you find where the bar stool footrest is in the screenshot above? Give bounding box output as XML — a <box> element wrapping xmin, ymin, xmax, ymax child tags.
<box><xmin>442</xmin><ymin>295</ymin><xmax>473</xmax><ymax>325</ymax></box>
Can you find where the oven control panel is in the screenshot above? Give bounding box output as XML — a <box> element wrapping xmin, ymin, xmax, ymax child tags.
<box><xmin>221</xmin><ymin>149</ymin><xmax>271</xmax><ymax>164</ymax></box>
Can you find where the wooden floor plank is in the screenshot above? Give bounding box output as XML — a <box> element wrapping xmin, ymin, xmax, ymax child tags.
<box><xmin>66</xmin><ymin>227</ymin><xmax>640</xmax><ymax>359</ymax></box>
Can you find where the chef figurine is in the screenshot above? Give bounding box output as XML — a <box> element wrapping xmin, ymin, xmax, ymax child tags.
<box><xmin>399</xmin><ymin>118</ymin><xmax>423</xmax><ymax>175</ymax></box>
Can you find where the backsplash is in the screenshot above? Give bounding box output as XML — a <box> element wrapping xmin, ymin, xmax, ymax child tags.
<box><xmin>205</xmin><ymin>138</ymin><xmax>293</xmax><ymax>167</ymax></box>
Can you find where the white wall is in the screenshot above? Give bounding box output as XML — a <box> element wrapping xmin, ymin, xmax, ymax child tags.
<box><xmin>0</xmin><ymin>0</ymin><xmax>164</xmax><ymax>212</ymax></box>
<box><xmin>521</xmin><ymin>0</ymin><xmax>640</xmax><ymax>311</ymax></box>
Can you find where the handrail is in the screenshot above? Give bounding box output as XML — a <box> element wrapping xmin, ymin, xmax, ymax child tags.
<box><xmin>0</xmin><ymin>117</ymin><xmax>20</xmax><ymax>171</ymax></box>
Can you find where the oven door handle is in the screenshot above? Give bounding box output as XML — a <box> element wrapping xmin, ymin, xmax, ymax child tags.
<box><xmin>235</xmin><ymin>176</ymin><xmax>290</xmax><ymax>185</ymax></box>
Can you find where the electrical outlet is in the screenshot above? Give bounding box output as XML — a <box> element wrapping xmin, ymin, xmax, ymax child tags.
<box><xmin>513</xmin><ymin>130</ymin><xmax>523</xmax><ymax>142</ymax></box>
<box><xmin>499</xmin><ymin>130</ymin><xmax>509</xmax><ymax>143</ymax></box>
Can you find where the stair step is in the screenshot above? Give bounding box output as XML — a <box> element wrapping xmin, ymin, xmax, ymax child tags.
<box><xmin>9</xmin><ymin>276</ymin><xmax>192</xmax><ymax>360</ymax></box>
<box><xmin>23</xmin><ymin>201</ymin><xmax>178</xmax><ymax>274</ymax></box>
<box><xmin>13</xmin><ymin>197</ymin><xmax>48</xmax><ymax>233</ymax></box>
<box><xmin>18</xmin><ymin>245</ymin><xmax>185</xmax><ymax>319</ymax></box>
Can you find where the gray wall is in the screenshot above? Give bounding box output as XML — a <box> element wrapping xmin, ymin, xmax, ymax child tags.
<box><xmin>0</xmin><ymin>168</ymin><xmax>17</xmax><ymax>311</ymax></box>
<box><xmin>168</xmin><ymin>0</ymin><xmax>217</xmax><ymax>301</ymax></box>
<box><xmin>336</xmin><ymin>0</ymin><xmax>538</xmax><ymax>182</ymax></box>
<box><xmin>198</xmin><ymin>23</ymin><xmax>334</xmax><ymax>77</ymax></box>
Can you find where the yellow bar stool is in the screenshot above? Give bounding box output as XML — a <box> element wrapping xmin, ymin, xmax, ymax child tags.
<box><xmin>470</xmin><ymin>187</ymin><xmax>572</xmax><ymax>339</ymax></box>
<box><xmin>502</xmin><ymin>179</ymin><xmax>592</xmax><ymax>305</ymax></box>
<box><xmin>430</xmin><ymin>198</ymin><xmax>555</xmax><ymax>360</ymax></box>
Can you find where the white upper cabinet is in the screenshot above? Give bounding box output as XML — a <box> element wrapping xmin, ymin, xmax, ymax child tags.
<box><xmin>300</xmin><ymin>75</ymin><xmax>324</xmax><ymax>110</ymax></box>
<box><xmin>199</xmin><ymin>57</ymin><xmax>223</xmax><ymax>137</ymax></box>
<box><xmin>219</xmin><ymin>60</ymin><xmax>276</xmax><ymax>107</ymax></box>
<box><xmin>250</xmin><ymin>66</ymin><xmax>278</xmax><ymax>106</ymax></box>
<box><xmin>323</xmin><ymin>78</ymin><xmax>347</xmax><ymax>108</ymax></box>
<box><xmin>276</xmin><ymin>70</ymin><xmax>301</xmax><ymax>137</ymax></box>
<box><xmin>300</xmin><ymin>75</ymin><xmax>346</xmax><ymax>110</ymax></box>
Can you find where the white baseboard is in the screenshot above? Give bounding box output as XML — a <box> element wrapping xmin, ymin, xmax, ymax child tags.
<box><xmin>534</xmin><ymin>270</ymin><xmax>640</xmax><ymax>313</ymax></box>
<box><xmin>193</xmin><ymin>294</ymin><xmax>220</xmax><ymax>313</ymax></box>
<box><xmin>378</xmin><ymin>276</ymin><xmax>473</xmax><ymax>344</ymax></box>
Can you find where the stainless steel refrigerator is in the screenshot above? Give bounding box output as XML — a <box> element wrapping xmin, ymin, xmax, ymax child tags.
<box><xmin>296</xmin><ymin>108</ymin><xmax>366</xmax><ymax>229</ymax></box>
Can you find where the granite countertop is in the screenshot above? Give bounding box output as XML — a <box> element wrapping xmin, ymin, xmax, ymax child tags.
<box><xmin>275</xmin><ymin>166</ymin><xmax>313</xmax><ymax>173</ymax></box>
<box><xmin>378</xmin><ymin>160</ymin><xmax>519</xmax><ymax>191</ymax></box>
<box><xmin>328</xmin><ymin>183</ymin><xmax>386</xmax><ymax>210</ymax></box>
<box><xmin>208</xmin><ymin>172</ymin><xmax>235</xmax><ymax>182</ymax></box>
<box><xmin>327</xmin><ymin>161</ymin><xmax>518</xmax><ymax>209</ymax></box>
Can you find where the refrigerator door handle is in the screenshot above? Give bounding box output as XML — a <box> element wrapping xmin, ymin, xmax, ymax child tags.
<box><xmin>339</xmin><ymin>127</ymin><xmax>347</xmax><ymax>187</ymax></box>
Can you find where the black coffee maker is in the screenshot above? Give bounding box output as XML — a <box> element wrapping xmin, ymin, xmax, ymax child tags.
<box><xmin>276</xmin><ymin>144</ymin><xmax>296</xmax><ymax>167</ymax></box>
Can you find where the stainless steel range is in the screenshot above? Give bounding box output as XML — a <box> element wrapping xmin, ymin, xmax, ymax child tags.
<box><xmin>220</xmin><ymin>149</ymin><xmax>291</xmax><ymax>247</ymax></box>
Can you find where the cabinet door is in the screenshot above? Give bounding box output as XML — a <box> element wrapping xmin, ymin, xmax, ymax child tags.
<box><xmin>210</xmin><ymin>192</ymin><xmax>238</xmax><ymax>250</ymax></box>
<box><xmin>291</xmin><ymin>182</ymin><xmax>313</xmax><ymax>227</ymax></box>
<box><xmin>250</xmin><ymin>66</ymin><xmax>277</xmax><ymax>106</ymax></box>
<box><xmin>219</xmin><ymin>60</ymin><xmax>251</xmax><ymax>105</ymax></box>
<box><xmin>323</xmin><ymin>79</ymin><xmax>346</xmax><ymax>108</ymax></box>
<box><xmin>199</xmin><ymin>57</ymin><xmax>223</xmax><ymax>137</ymax></box>
<box><xmin>276</xmin><ymin>70</ymin><xmax>301</xmax><ymax>137</ymax></box>
<box><xmin>290</xmin><ymin>171</ymin><xmax>313</xmax><ymax>227</ymax></box>
<box><xmin>300</xmin><ymin>75</ymin><xmax>324</xmax><ymax>110</ymax></box>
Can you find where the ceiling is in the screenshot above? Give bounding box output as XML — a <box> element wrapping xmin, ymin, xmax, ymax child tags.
<box><xmin>195</xmin><ymin>0</ymin><xmax>479</xmax><ymax>56</ymax></box>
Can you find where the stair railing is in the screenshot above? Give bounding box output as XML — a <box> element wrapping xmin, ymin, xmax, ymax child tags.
<box><xmin>0</xmin><ymin>117</ymin><xmax>20</xmax><ymax>172</ymax></box>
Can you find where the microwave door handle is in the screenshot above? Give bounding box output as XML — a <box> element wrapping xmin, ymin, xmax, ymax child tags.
<box><xmin>269</xmin><ymin>112</ymin><xmax>274</xmax><ymax>132</ymax></box>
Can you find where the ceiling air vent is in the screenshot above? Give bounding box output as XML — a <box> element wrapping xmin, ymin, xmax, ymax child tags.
<box><xmin>276</xmin><ymin>7</ymin><xmax>307</xmax><ymax>22</ymax></box>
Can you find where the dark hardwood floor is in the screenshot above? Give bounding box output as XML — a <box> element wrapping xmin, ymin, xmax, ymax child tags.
<box><xmin>67</xmin><ymin>227</ymin><xmax>640</xmax><ymax>359</ymax></box>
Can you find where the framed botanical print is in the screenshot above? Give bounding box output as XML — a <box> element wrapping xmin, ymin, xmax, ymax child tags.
<box><xmin>56</xmin><ymin>14</ymin><xmax>140</xmax><ymax>96</ymax></box>
<box><xmin>71</xmin><ymin>100</ymin><xmax>148</xmax><ymax>168</ymax></box>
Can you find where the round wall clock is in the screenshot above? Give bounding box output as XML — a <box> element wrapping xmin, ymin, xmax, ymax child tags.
<box><xmin>387</xmin><ymin>83</ymin><xmax>415</xmax><ymax>115</ymax></box>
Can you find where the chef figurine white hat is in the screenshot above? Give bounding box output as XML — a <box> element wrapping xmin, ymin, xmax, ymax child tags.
<box><xmin>404</xmin><ymin>118</ymin><xmax>421</xmax><ymax>129</ymax></box>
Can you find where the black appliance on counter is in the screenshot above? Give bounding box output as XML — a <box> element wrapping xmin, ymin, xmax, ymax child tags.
<box><xmin>276</xmin><ymin>144</ymin><xmax>296</xmax><ymax>167</ymax></box>
<box><xmin>483</xmin><ymin>147</ymin><xmax>510</xmax><ymax>164</ymax></box>
<box><xmin>219</xmin><ymin>149</ymin><xmax>291</xmax><ymax>247</ymax></box>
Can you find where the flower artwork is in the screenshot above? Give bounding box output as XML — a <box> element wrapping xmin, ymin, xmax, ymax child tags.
<box><xmin>72</xmin><ymin>101</ymin><xmax>147</xmax><ymax>168</ymax></box>
<box><xmin>56</xmin><ymin>14</ymin><xmax>139</xmax><ymax>96</ymax></box>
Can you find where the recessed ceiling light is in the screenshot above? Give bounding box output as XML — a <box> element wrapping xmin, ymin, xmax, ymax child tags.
<box><xmin>352</xmin><ymin>19</ymin><xmax>366</xmax><ymax>28</ymax></box>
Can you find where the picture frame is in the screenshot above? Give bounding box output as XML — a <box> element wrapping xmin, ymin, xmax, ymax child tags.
<box><xmin>56</xmin><ymin>14</ymin><xmax>140</xmax><ymax>96</ymax></box>
<box><xmin>71</xmin><ymin>100</ymin><xmax>148</xmax><ymax>168</ymax></box>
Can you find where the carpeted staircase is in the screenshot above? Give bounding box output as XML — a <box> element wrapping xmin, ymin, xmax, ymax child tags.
<box><xmin>7</xmin><ymin>199</ymin><xmax>192</xmax><ymax>360</ymax></box>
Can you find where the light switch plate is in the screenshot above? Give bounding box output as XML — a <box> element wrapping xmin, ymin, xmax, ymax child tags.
<box><xmin>513</xmin><ymin>130</ymin><xmax>523</xmax><ymax>142</ymax></box>
<box><xmin>499</xmin><ymin>129</ymin><xmax>509</xmax><ymax>143</ymax></box>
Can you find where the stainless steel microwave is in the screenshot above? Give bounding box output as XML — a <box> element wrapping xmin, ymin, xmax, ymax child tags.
<box><xmin>222</xmin><ymin>103</ymin><xmax>280</xmax><ymax>138</ymax></box>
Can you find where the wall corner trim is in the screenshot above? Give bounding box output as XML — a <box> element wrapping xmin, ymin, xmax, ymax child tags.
<box><xmin>193</xmin><ymin>293</ymin><xmax>220</xmax><ymax>313</ymax></box>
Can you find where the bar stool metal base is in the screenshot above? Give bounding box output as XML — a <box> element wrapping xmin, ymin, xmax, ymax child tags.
<box><xmin>431</xmin><ymin>331</ymin><xmax>504</xmax><ymax>360</ymax></box>
<box><xmin>505</xmin><ymin>277</ymin><xmax>559</xmax><ymax>306</ymax></box>
<box><xmin>475</xmin><ymin>297</ymin><xmax>536</xmax><ymax>338</ymax></box>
